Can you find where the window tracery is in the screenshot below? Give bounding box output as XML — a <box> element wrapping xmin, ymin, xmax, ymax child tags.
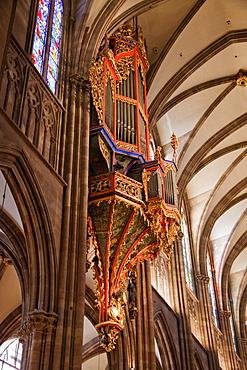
<box><xmin>0</xmin><ymin>338</ymin><xmax>22</xmax><ymax>369</ymax></box>
<box><xmin>32</xmin><ymin>0</ymin><xmax>63</xmax><ymax>93</ymax></box>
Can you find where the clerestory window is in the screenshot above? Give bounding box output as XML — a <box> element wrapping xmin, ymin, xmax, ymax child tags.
<box><xmin>32</xmin><ymin>0</ymin><xmax>63</xmax><ymax>93</ymax></box>
<box><xmin>206</xmin><ymin>253</ymin><xmax>219</xmax><ymax>327</ymax></box>
<box><xmin>181</xmin><ymin>212</ymin><xmax>195</xmax><ymax>292</ymax></box>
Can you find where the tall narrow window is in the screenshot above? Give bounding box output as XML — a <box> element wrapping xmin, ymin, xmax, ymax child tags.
<box><xmin>206</xmin><ymin>254</ymin><xmax>219</xmax><ymax>327</ymax></box>
<box><xmin>32</xmin><ymin>0</ymin><xmax>63</xmax><ymax>93</ymax></box>
<box><xmin>228</xmin><ymin>292</ymin><xmax>238</xmax><ymax>353</ymax></box>
<box><xmin>181</xmin><ymin>212</ymin><xmax>195</xmax><ymax>291</ymax></box>
<box><xmin>0</xmin><ymin>338</ymin><xmax>22</xmax><ymax>369</ymax></box>
<box><xmin>32</xmin><ymin>0</ymin><xmax>50</xmax><ymax>74</ymax></box>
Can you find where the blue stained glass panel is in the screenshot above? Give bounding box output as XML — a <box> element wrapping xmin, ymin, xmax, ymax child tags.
<box><xmin>46</xmin><ymin>57</ymin><xmax>57</xmax><ymax>92</ymax></box>
<box><xmin>46</xmin><ymin>0</ymin><xmax>63</xmax><ymax>92</ymax></box>
<box><xmin>32</xmin><ymin>0</ymin><xmax>50</xmax><ymax>73</ymax></box>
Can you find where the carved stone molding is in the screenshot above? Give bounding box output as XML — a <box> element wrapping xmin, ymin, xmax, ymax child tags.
<box><xmin>214</xmin><ymin>326</ymin><xmax>223</xmax><ymax>355</ymax></box>
<box><xmin>187</xmin><ymin>293</ymin><xmax>198</xmax><ymax>322</ymax></box>
<box><xmin>6</xmin><ymin>51</ymin><xmax>21</xmax><ymax>87</ymax></box>
<box><xmin>42</xmin><ymin>102</ymin><xmax>55</xmax><ymax>130</ymax></box>
<box><xmin>1</xmin><ymin>37</ymin><xmax>63</xmax><ymax>171</ymax></box>
<box><xmin>27</xmin><ymin>84</ymin><xmax>40</xmax><ymax>109</ymax></box>
<box><xmin>17</xmin><ymin>310</ymin><xmax>58</xmax><ymax>342</ymax></box>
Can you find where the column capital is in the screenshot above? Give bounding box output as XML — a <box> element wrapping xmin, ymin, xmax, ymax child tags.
<box><xmin>219</xmin><ymin>310</ymin><xmax>231</xmax><ymax>319</ymax></box>
<box><xmin>69</xmin><ymin>74</ymin><xmax>90</xmax><ymax>90</ymax></box>
<box><xmin>197</xmin><ymin>274</ymin><xmax>210</xmax><ymax>284</ymax></box>
<box><xmin>17</xmin><ymin>310</ymin><xmax>58</xmax><ymax>342</ymax></box>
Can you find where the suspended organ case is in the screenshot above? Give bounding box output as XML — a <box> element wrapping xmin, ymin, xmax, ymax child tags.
<box><xmin>88</xmin><ymin>24</ymin><xmax>180</xmax><ymax>351</ymax></box>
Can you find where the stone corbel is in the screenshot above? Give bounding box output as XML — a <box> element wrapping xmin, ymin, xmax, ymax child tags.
<box><xmin>17</xmin><ymin>310</ymin><xmax>58</xmax><ymax>343</ymax></box>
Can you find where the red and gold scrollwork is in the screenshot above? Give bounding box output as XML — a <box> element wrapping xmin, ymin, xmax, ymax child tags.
<box><xmin>88</xmin><ymin>25</ymin><xmax>180</xmax><ymax>352</ymax></box>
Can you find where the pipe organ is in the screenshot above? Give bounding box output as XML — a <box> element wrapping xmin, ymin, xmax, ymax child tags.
<box><xmin>88</xmin><ymin>24</ymin><xmax>180</xmax><ymax>351</ymax></box>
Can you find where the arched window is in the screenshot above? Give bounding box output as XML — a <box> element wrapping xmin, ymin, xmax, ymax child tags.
<box><xmin>181</xmin><ymin>212</ymin><xmax>195</xmax><ymax>292</ymax></box>
<box><xmin>32</xmin><ymin>0</ymin><xmax>63</xmax><ymax>93</ymax></box>
<box><xmin>0</xmin><ymin>338</ymin><xmax>22</xmax><ymax>369</ymax></box>
<box><xmin>206</xmin><ymin>253</ymin><xmax>219</xmax><ymax>327</ymax></box>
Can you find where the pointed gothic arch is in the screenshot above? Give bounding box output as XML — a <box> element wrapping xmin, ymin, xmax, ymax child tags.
<box><xmin>0</xmin><ymin>148</ymin><xmax>57</xmax><ymax>315</ymax></box>
<box><xmin>194</xmin><ymin>350</ymin><xmax>204</xmax><ymax>370</ymax></box>
<box><xmin>154</xmin><ymin>311</ymin><xmax>180</xmax><ymax>369</ymax></box>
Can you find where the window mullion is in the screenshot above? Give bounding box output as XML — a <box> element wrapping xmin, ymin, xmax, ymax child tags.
<box><xmin>42</xmin><ymin>0</ymin><xmax>55</xmax><ymax>79</ymax></box>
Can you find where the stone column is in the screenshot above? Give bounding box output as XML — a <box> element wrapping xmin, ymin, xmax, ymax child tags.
<box><xmin>135</xmin><ymin>261</ymin><xmax>156</xmax><ymax>370</ymax></box>
<box><xmin>171</xmin><ymin>235</ymin><xmax>194</xmax><ymax>370</ymax></box>
<box><xmin>18</xmin><ymin>310</ymin><xmax>58</xmax><ymax>370</ymax></box>
<box><xmin>197</xmin><ymin>275</ymin><xmax>220</xmax><ymax>369</ymax></box>
<box><xmin>145</xmin><ymin>260</ymin><xmax>156</xmax><ymax>370</ymax></box>
<box><xmin>219</xmin><ymin>310</ymin><xmax>240</xmax><ymax>370</ymax></box>
<box><xmin>53</xmin><ymin>75</ymin><xmax>90</xmax><ymax>370</ymax></box>
<box><xmin>72</xmin><ymin>77</ymin><xmax>90</xmax><ymax>367</ymax></box>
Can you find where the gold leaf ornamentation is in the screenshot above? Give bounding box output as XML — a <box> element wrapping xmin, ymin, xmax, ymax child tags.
<box><xmin>89</xmin><ymin>56</ymin><xmax>105</xmax><ymax>123</ymax></box>
<box><xmin>116</xmin><ymin>55</ymin><xmax>134</xmax><ymax>81</ymax></box>
<box><xmin>116</xmin><ymin>141</ymin><xmax>138</xmax><ymax>152</ymax></box>
<box><xmin>99</xmin><ymin>136</ymin><xmax>111</xmax><ymax>170</ymax></box>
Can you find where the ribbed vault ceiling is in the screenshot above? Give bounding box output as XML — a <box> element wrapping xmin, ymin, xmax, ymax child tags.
<box><xmin>0</xmin><ymin>0</ymin><xmax>246</xmax><ymax>367</ymax></box>
<box><xmin>96</xmin><ymin>0</ymin><xmax>247</xmax><ymax>336</ymax></box>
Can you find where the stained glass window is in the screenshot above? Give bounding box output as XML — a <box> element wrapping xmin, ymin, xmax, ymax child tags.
<box><xmin>32</xmin><ymin>0</ymin><xmax>63</xmax><ymax>93</ymax></box>
<box><xmin>46</xmin><ymin>0</ymin><xmax>63</xmax><ymax>93</ymax></box>
<box><xmin>181</xmin><ymin>212</ymin><xmax>195</xmax><ymax>291</ymax></box>
<box><xmin>32</xmin><ymin>0</ymin><xmax>50</xmax><ymax>73</ymax></box>
<box><xmin>206</xmin><ymin>254</ymin><xmax>219</xmax><ymax>327</ymax></box>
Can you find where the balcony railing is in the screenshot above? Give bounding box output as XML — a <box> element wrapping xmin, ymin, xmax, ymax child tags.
<box><xmin>0</xmin><ymin>37</ymin><xmax>64</xmax><ymax>171</ymax></box>
<box><xmin>89</xmin><ymin>172</ymin><xmax>143</xmax><ymax>202</ymax></box>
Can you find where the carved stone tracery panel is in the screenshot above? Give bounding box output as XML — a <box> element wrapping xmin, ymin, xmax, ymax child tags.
<box><xmin>0</xmin><ymin>37</ymin><xmax>63</xmax><ymax>171</ymax></box>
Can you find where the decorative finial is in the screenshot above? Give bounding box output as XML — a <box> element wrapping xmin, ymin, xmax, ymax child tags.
<box><xmin>170</xmin><ymin>133</ymin><xmax>179</xmax><ymax>163</ymax></box>
<box><xmin>154</xmin><ymin>146</ymin><xmax>163</xmax><ymax>163</ymax></box>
